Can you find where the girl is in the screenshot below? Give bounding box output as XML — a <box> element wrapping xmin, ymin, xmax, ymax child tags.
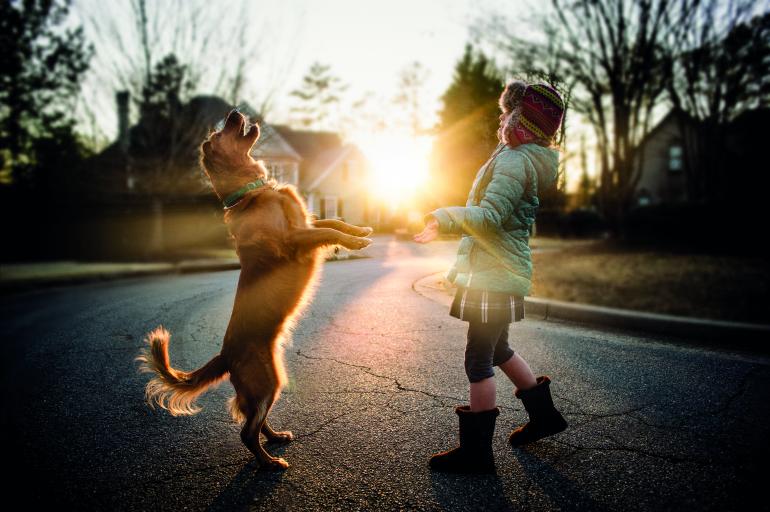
<box><xmin>414</xmin><ymin>81</ymin><xmax>568</xmax><ymax>473</ymax></box>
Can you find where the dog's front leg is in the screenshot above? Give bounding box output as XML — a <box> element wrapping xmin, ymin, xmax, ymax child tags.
<box><xmin>288</xmin><ymin>227</ymin><xmax>371</xmax><ymax>251</ymax></box>
<box><xmin>311</xmin><ymin>219</ymin><xmax>373</xmax><ymax>237</ymax></box>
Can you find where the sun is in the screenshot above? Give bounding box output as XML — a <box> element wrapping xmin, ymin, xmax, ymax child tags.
<box><xmin>356</xmin><ymin>132</ymin><xmax>432</xmax><ymax>207</ymax></box>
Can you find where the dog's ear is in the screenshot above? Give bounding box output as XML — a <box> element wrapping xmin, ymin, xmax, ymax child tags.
<box><xmin>244</xmin><ymin>123</ymin><xmax>260</xmax><ymax>149</ymax></box>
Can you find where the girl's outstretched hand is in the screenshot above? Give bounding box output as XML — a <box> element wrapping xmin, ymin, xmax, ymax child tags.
<box><xmin>413</xmin><ymin>218</ymin><xmax>439</xmax><ymax>244</ymax></box>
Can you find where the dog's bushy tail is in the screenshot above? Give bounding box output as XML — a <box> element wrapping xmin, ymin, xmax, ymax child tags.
<box><xmin>136</xmin><ymin>326</ymin><xmax>228</xmax><ymax>416</ymax></box>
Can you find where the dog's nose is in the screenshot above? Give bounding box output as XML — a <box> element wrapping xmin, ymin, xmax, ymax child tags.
<box><xmin>226</xmin><ymin>109</ymin><xmax>242</xmax><ymax>126</ymax></box>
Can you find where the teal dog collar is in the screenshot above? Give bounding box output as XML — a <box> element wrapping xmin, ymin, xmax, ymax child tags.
<box><xmin>222</xmin><ymin>179</ymin><xmax>266</xmax><ymax>209</ymax></box>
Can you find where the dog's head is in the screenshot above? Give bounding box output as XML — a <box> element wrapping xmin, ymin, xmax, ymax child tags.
<box><xmin>200</xmin><ymin>110</ymin><xmax>265</xmax><ymax>201</ymax></box>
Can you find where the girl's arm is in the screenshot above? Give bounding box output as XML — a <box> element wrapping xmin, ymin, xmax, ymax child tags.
<box><xmin>428</xmin><ymin>151</ymin><xmax>528</xmax><ymax>236</ymax></box>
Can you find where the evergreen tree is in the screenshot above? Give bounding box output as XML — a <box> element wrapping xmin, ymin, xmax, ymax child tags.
<box><xmin>131</xmin><ymin>53</ymin><xmax>196</xmax><ymax>181</ymax></box>
<box><xmin>289</xmin><ymin>62</ymin><xmax>346</xmax><ymax>130</ymax></box>
<box><xmin>0</xmin><ymin>0</ymin><xmax>92</xmax><ymax>192</ymax></box>
<box><xmin>429</xmin><ymin>45</ymin><xmax>502</xmax><ymax>207</ymax></box>
<box><xmin>128</xmin><ymin>53</ymin><xmax>200</xmax><ymax>254</ymax></box>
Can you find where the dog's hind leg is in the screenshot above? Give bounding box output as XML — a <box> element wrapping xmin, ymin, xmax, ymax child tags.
<box><xmin>261</xmin><ymin>420</ymin><xmax>294</xmax><ymax>443</ymax></box>
<box><xmin>240</xmin><ymin>399</ymin><xmax>289</xmax><ymax>470</ymax></box>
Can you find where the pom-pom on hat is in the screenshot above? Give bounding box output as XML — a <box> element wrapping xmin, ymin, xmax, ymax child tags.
<box><xmin>512</xmin><ymin>83</ymin><xmax>565</xmax><ymax>145</ymax></box>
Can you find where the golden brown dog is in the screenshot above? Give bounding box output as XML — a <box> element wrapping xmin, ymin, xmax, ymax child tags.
<box><xmin>137</xmin><ymin>110</ymin><xmax>372</xmax><ymax>470</ymax></box>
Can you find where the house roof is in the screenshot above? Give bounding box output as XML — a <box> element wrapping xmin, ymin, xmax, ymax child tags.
<box><xmin>273</xmin><ymin>126</ymin><xmax>350</xmax><ymax>190</ymax></box>
<box><xmin>87</xmin><ymin>95</ymin><xmax>301</xmax><ymax>199</ymax></box>
<box><xmin>180</xmin><ymin>97</ymin><xmax>300</xmax><ymax>161</ymax></box>
<box><xmin>251</xmin><ymin>124</ymin><xmax>302</xmax><ymax>161</ymax></box>
<box><xmin>303</xmin><ymin>145</ymin><xmax>357</xmax><ymax>191</ymax></box>
<box><xmin>638</xmin><ymin>109</ymin><xmax>698</xmax><ymax>150</ymax></box>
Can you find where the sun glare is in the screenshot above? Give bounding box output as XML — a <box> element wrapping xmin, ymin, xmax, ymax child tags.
<box><xmin>356</xmin><ymin>133</ymin><xmax>432</xmax><ymax>207</ymax></box>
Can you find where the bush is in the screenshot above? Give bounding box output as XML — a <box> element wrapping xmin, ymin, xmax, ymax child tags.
<box><xmin>563</xmin><ymin>208</ymin><xmax>607</xmax><ymax>238</ymax></box>
<box><xmin>623</xmin><ymin>203</ymin><xmax>760</xmax><ymax>254</ymax></box>
<box><xmin>535</xmin><ymin>208</ymin><xmax>607</xmax><ymax>238</ymax></box>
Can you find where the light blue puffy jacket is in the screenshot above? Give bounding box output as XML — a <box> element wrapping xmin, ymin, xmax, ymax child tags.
<box><xmin>429</xmin><ymin>142</ymin><xmax>559</xmax><ymax>296</ymax></box>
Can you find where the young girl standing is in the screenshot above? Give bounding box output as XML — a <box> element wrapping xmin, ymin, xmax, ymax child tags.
<box><xmin>414</xmin><ymin>81</ymin><xmax>568</xmax><ymax>473</ymax></box>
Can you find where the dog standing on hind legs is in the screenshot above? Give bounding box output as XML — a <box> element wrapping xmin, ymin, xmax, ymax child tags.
<box><xmin>137</xmin><ymin>109</ymin><xmax>373</xmax><ymax>470</ymax></box>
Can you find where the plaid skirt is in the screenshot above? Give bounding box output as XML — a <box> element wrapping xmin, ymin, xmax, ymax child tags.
<box><xmin>449</xmin><ymin>286</ymin><xmax>525</xmax><ymax>324</ymax></box>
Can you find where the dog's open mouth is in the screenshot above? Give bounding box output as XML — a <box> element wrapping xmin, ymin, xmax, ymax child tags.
<box><xmin>214</xmin><ymin>109</ymin><xmax>246</xmax><ymax>136</ymax></box>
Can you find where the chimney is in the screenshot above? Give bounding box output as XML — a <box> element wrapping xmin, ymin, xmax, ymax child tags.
<box><xmin>116</xmin><ymin>91</ymin><xmax>130</xmax><ymax>153</ymax></box>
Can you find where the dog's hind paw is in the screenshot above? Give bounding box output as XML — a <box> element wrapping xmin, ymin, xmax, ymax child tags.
<box><xmin>262</xmin><ymin>457</ymin><xmax>290</xmax><ymax>471</ymax></box>
<box><xmin>265</xmin><ymin>430</ymin><xmax>294</xmax><ymax>443</ymax></box>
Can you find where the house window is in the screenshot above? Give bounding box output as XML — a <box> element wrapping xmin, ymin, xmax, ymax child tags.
<box><xmin>669</xmin><ymin>145</ymin><xmax>683</xmax><ymax>172</ymax></box>
<box><xmin>269</xmin><ymin>163</ymin><xmax>284</xmax><ymax>182</ymax></box>
<box><xmin>264</xmin><ymin>162</ymin><xmax>283</xmax><ymax>182</ymax></box>
<box><xmin>322</xmin><ymin>196</ymin><xmax>338</xmax><ymax>219</ymax></box>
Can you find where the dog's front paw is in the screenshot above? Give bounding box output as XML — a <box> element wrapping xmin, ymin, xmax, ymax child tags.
<box><xmin>262</xmin><ymin>457</ymin><xmax>290</xmax><ymax>471</ymax></box>
<box><xmin>357</xmin><ymin>226</ymin><xmax>374</xmax><ymax>237</ymax></box>
<box><xmin>342</xmin><ymin>236</ymin><xmax>372</xmax><ymax>250</ymax></box>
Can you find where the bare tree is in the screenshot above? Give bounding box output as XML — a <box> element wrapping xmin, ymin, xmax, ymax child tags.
<box><xmin>77</xmin><ymin>0</ymin><xmax>287</xmax><ymax>142</ymax></box>
<box><xmin>667</xmin><ymin>2</ymin><xmax>770</xmax><ymax>202</ymax></box>
<box><xmin>479</xmin><ymin>0</ymin><xmax>699</xmax><ymax>229</ymax></box>
<box><xmin>76</xmin><ymin>0</ymin><xmax>295</xmax><ymax>254</ymax></box>
<box><xmin>393</xmin><ymin>61</ymin><xmax>430</xmax><ymax>136</ymax></box>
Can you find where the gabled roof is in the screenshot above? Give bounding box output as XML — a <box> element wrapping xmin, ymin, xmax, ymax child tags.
<box><xmin>302</xmin><ymin>145</ymin><xmax>357</xmax><ymax>191</ymax></box>
<box><xmin>251</xmin><ymin>124</ymin><xmax>302</xmax><ymax>161</ymax></box>
<box><xmin>273</xmin><ymin>126</ymin><xmax>343</xmax><ymax>159</ymax></box>
<box><xmin>273</xmin><ymin>126</ymin><xmax>351</xmax><ymax>190</ymax></box>
<box><xmin>638</xmin><ymin>109</ymin><xmax>699</xmax><ymax>150</ymax></box>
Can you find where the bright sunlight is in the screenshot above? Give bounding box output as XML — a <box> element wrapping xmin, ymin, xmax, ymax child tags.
<box><xmin>356</xmin><ymin>133</ymin><xmax>432</xmax><ymax>208</ymax></box>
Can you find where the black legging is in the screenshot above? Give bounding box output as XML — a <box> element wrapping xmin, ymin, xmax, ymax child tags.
<box><xmin>464</xmin><ymin>321</ymin><xmax>515</xmax><ymax>383</ymax></box>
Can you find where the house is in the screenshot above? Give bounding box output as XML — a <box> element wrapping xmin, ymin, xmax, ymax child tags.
<box><xmin>275</xmin><ymin>126</ymin><xmax>373</xmax><ymax>226</ymax></box>
<box><xmin>84</xmin><ymin>92</ymin><xmax>375</xmax><ymax>255</ymax></box>
<box><xmin>632</xmin><ymin>110</ymin><xmax>697</xmax><ymax>206</ymax></box>
<box><xmin>632</xmin><ymin>108</ymin><xmax>768</xmax><ymax>207</ymax></box>
<box><xmin>87</xmin><ymin>93</ymin><xmax>302</xmax><ymax>203</ymax></box>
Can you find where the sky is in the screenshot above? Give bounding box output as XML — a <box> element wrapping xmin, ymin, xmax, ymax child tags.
<box><xmin>270</xmin><ymin>0</ymin><xmax>477</xmax><ymax>123</ymax></box>
<box><xmin>72</xmin><ymin>0</ymin><xmax>519</xmax><ymax>139</ymax></box>
<box><xmin>69</xmin><ymin>0</ymin><xmax>585</xmax><ymax>199</ymax></box>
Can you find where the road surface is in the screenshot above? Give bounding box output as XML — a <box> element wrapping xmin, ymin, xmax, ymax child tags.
<box><xmin>2</xmin><ymin>236</ymin><xmax>768</xmax><ymax>511</ymax></box>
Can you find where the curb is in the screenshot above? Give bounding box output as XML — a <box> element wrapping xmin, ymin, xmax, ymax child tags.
<box><xmin>413</xmin><ymin>272</ymin><xmax>770</xmax><ymax>347</ymax></box>
<box><xmin>0</xmin><ymin>252</ymin><xmax>371</xmax><ymax>295</ymax></box>
<box><xmin>0</xmin><ymin>260</ymin><xmax>241</xmax><ymax>294</ymax></box>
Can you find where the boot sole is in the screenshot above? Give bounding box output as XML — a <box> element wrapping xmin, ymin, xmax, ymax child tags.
<box><xmin>509</xmin><ymin>421</ymin><xmax>568</xmax><ymax>447</ymax></box>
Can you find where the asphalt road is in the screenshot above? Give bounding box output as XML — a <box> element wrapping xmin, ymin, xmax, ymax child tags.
<box><xmin>2</xmin><ymin>236</ymin><xmax>769</xmax><ymax>511</ymax></box>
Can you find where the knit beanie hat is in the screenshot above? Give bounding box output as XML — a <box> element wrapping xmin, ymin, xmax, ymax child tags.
<box><xmin>500</xmin><ymin>82</ymin><xmax>565</xmax><ymax>146</ymax></box>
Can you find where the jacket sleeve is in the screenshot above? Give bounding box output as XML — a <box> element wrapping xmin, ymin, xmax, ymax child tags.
<box><xmin>427</xmin><ymin>151</ymin><xmax>527</xmax><ymax>236</ymax></box>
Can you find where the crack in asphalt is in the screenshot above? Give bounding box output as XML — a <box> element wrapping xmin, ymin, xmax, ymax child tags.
<box><xmin>293</xmin><ymin>350</ymin><xmax>463</xmax><ymax>405</ymax></box>
<box><xmin>325</xmin><ymin>316</ymin><xmax>463</xmax><ymax>338</ymax></box>
<box><xmin>623</xmin><ymin>364</ymin><xmax>765</xmax><ymax>432</ymax></box>
<box><xmin>549</xmin><ymin>437</ymin><xmax>695</xmax><ymax>466</ymax></box>
<box><xmin>294</xmin><ymin>409</ymin><xmax>364</xmax><ymax>441</ymax></box>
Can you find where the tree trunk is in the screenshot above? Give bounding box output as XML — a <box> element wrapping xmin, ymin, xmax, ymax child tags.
<box><xmin>149</xmin><ymin>197</ymin><xmax>164</xmax><ymax>257</ymax></box>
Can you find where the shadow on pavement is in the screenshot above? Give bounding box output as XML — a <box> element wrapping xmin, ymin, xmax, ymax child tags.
<box><xmin>206</xmin><ymin>444</ymin><xmax>290</xmax><ymax>512</ymax></box>
<box><xmin>429</xmin><ymin>471</ymin><xmax>512</xmax><ymax>511</ymax></box>
<box><xmin>514</xmin><ymin>448</ymin><xmax>607</xmax><ymax>512</ymax></box>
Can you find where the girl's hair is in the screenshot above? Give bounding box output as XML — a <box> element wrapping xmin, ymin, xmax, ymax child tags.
<box><xmin>498</xmin><ymin>80</ymin><xmax>558</xmax><ymax>148</ymax></box>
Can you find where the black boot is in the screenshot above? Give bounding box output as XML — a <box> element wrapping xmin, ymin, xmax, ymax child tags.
<box><xmin>429</xmin><ymin>406</ymin><xmax>499</xmax><ymax>473</ymax></box>
<box><xmin>509</xmin><ymin>376</ymin><xmax>567</xmax><ymax>447</ymax></box>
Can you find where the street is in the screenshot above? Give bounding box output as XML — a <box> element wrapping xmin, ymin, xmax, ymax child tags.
<box><xmin>2</xmin><ymin>236</ymin><xmax>769</xmax><ymax>511</ymax></box>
